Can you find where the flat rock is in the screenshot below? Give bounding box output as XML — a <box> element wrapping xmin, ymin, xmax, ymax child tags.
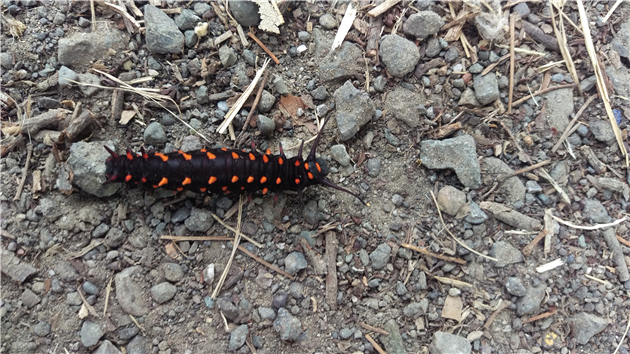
<box><xmin>68</xmin><ymin>141</ymin><xmax>121</xmax><ymax>197</ymax></box>
<box><xmin>568</xmin><ymin>312</ymin><xmax>609</xmax><ymax>345</ymax></box>
<box><xmin>273</xmin><ymin>308</ymin><xmax>303</xmax><ymax>341</ymax></box>
<box><xmin>543</xmin><ymin>88</ymin><xmax>574</xmax><ymax>133</ymax></box>
<box><xmin>150</xmin><ymin>282</ymin><xmax>177</xmax><ymax>304</ymax></box>
<box><xmin>115</xmin><ymin>266</ymin><xmax>149</xmax><ymax>316</ymax></box>
<box><xmin>605</xmin><ymin>65</ymin><xmax>630</xmax><ymax>98</ymax></box>
<box><xmin>403</xmin><ymin>11</ymin><xmax>444</xmax><ymax>40</ymax></box>
<box><xmin>369</xmin><ymin>243</ymin><xmax>391</xmax><ymax>270</ymax></box>
<box><xmin>333</xmin><ymin>81</ymin><xmax>375</xmax><ymax>141</ymax></box>
<box><xmin>383</xmin><ymin>86</ymin><xmax>425</xmax><ymax>127</ymax></box>
<box><xmin>229</xmin><ymin>324</ymin><xmax>248</xmax><ymax>351</ymax></box>
<box><xmin>319</xmin><ymin>42</ymin><xmax>363</xmax><ymax>83</ymax></box>
<box><xmin>144</xmin><ymin>5</ymin><xmax>184</xmax><ymax>54</ymax></box>
<box><xmin>480</xmin><ymin>157</ymin><xmax>526</xmax><ymax>204</ymax></box>
<box><xmin>473</xmin><ymin>74</ymin><xmax>500</xmax><ymax>105</ymax></box>
<box><xmin>420</xmin><ymin>135</ymin><xmax>481</xmax><ymax>189</ymax></box>
<box><xmin>93</xmin><ymin>340</ymin><xmax>122</xmax><ymax>354</ymax></box>
<box><xmin>1</xmin><ymin>249</ymin><xmax>37</xmax><ymax>283</ymax></box>
<box><xmin>58</xmin><ymin>24</ymin><xmax>127</xmax><ymax>69</ymax></box>
<box><xmin>379</xmin><ymin>34</ymin><xmax>420</xmax><ymax>77</ymax></box>
<box><xmin>589</xmin><ymin>120</ymin><xmax>616</xmax><ymax>145</ymax></box>
<box><xmin>516</xmin><ymin>285</ymin><xmax>546</xmax><ymax>315</ymax></box>
<box><xmin>80</xmin><ymin>321</ymin><xmax>104</xmax><ymax>347</ymax></box>
<box><xmin>490</xmin><ymin>241</ymin><xmax>523</xmax><ymax>267</ymax></box>
<box><xmin>429</xmin><ymin>331</ymin><xmax>471</xmax><ymax>354</ymax></box>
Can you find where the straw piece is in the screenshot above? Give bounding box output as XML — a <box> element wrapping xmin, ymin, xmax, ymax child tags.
<box><xmin>331</xmin><ymin>3</ymin><xmax>357</xmax><ymax>53</ymax></box>
<box><xmin>367</xmin><ymin>0</ymin><xmax>400</xmax><ymax>17</ymax></box>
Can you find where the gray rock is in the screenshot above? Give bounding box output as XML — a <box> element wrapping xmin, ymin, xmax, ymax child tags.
<box><xmin>444</xmin><ymin>46</ymin><xmax>460</xmax><ymax>62</ymax></box>
<box><xmin>403</xmin><ymin>299</ymin><xmax>429</xmax><ymax>317</ymax></box>
<box><xmin>229</xmin><ymin>324</ymin><xmax>248</xmax><ymax>351</ymax></box>
<box><xmin>429</xmin><ymin>332</ymin><xmax>471</xmax><ymax>354</ymax></box>
<box><xmin>58</xmin><ymin>66</ymin><xmax>78</xmax><ymax>88</ymax></box>
<box><xmin>403</xmin><ymin>11</ymin><xmax>445</xmax><ymax>40</ymax></box>
<box><xmin>219</xmin><ymin>45</ymin><xmax>237</xmax><ymax>67</ymax></box>
<box><xmin>0</xmin><ymin>52</ymin><xmax>13</xmax><ymax>69</ymax></box>
<box><xmin>396</xmin><ymin>281</ymin><xmax>408</xmax><ymax>295</ymax></box>
<box><xmin>68</xmin><ymin>141</ymin><xmax>121</xmax><ymax>197</ymax></box>
<box><xmin>420</xmin><ymin>135</ymin><xmax>481</xmax><ymax>189</ymax></box>
<box><xmin>258</xmin><ymin>90</ymin><xmax>275</xmax><ymax>113</ymax></box>
<box><xmin>32</xmin><ymin>321</ymin><xmax>51</xmax><ymax>337</ymax></box>
<box><xmin>77</xmin><ymin>73</ymin><xmax>101</xmax><ymax>96</ymax></box>
<box><xmin>319</xmin><ymin>13</ymin><xmax>337</xmax><ymax>29</ymax></box>
<box><xmin>513</xmin><ymin>3</ymin><xmax>531</xmax><ymax>18</ymax></box>
<box><xmin>80</xmin><ymin>321</ymin><xmax>104</xmax><ymax>347</ymax></box>
<box><xmin>506</xmin><ymin>277</ymin><xmax>527</xmax><ymax>297</ymax></box>
<box><xmin>612</xmin><ymin>21</ymin><xmax>630</xmax><ymax>59</ymax></box>
<box><xmin>82</xmin><ymin>281</ymin><xmax>99</xmax><ymax>295</ymax></box>
<box><xmin>230</xmin><ymin>1</ymin><xmax>260</xmax><ymax>27</ymax></box>
<box><xmin>465</xmin><ymin>202</ymin><xmax>488</xmax><ymax>224</ymax></box>
<box><xmin>185</xmin><ymin>208</ymin><xmax>214</xmax><ymax>232</ymax></box>
<box><xmin>319</xmin><ymin>42</ymin><xmax>363</xmax><ymax>83</ymax></box>
<box><xmin>458</xmin><ymin>87</ymin><xmax>481</xmax><ymax>106</ymax></box>
<box><xmin>258</xmin><ymin>307</ymin><xmax>276</xmax><ymax>321</ymax></box>
<box><xmin>583</xmin><ymin>199</ymin><xmax>611</xmax><ymax>224</ymax></box>
<box><xmin>53</xmin><ymin>11</ymin><xmax>66</xmax><ymax>25</ymax></box>
<box><xmin>480</xmin><ymin>158</ymin><xmax>526</xmax><ymax>204</ymax></box>
<box><xmin>516</xmin><ymin>285</ymin><xmax>545</xmax><ymax>315</ymax></box>
<box><xmin>491</xmin><ymin>241</ymin><xmax>523</xmax><ymax>267</ymax></box>
<box><xmin>369</xmin><ymin>243</ymin><xmax>391</xmax><ymax>270</ymax></box>
<box><xmin>373</xmin><ymin>75</ymin><xmax>387</xmax><ymax>92</ymax></box>
<box><xmin>115</xmin><ymin>266</ymin><xmax>149</xmax><ymax>316</ymax></box>
<box><xmin>285</xmin><ymin>252</ymin><xmax>308</xmax><ymax>275</ymax></box>
<box><xmin>161</xmin><ymin>263</ymin><xmax>185</xmax><ymax>282</ymax></box>
<box><xmin>273</xmin><ymin>76</ymin><xmax>289</xmax><ymax>95</ymax></box>
<box><xmin>58</xmin><ymin>26</ymin><xmax>127</xmax><ymax>68</ymax></box>
<box><xmin>437</xmin><ymin>186</ymin><xmax>466</xmax><ymax>216</ymax></box>
<box><xmin>174</xmin><ymin>9</ymin><xmax>200</xmax><ymax>31</ymax></box>
<box><xmin>605</xmin><ymin>65</ymin><xmax>630</xmax><ymax>98</ymax></box>
<box><xmin>78</xmin><ymin>17</ymin><xmax>91</xmax><ymax>28</ymax></box>
<box><xmin>257</xmin><ymin>115</ymin><xmax>275</xmax><ymax>135</ymax></box>
<box><xmin>333</xmin><ymin>81</ymin><xmax>375</xmax><ymax>141</ymax></box>
<box><xmin>21</xmin><ymin>289</ymin><xmax>40</xmax><ymax>308</ymax></box>
<box><xmin>367</xmin><ymin>158</ymin><xmax>381</xmax><ymax>177</ymax></box>
<box><xmin>473</xmin><ymin>74</ymin><xmax>500</xmax><ymax>105</ymax></box>
<box><xmin>339</xmin><ymin>328</ymin><xmax>354</xmax><ymax>339</ymax></box>
<box><xmin>525</xmin><ymin>180</ymin><xmax>542</xmax><ymax>194</ymax></box>
<box><xmin>580</xmin><ymin>75</ymin><xmax>597</xmax><ymax>92</ymax></box>
<box><xmin>383</xmin><ymin>319</ymin><xmax>405</xmax><ymax>354</ymax></box>
<box><xmin>425</xmin><ymin>37</ymin><xmax>442</xmax><ymax>57</ymax></box>
<box><xmin>379</xmin><ymin>34</ymin><xmax>420</xmax><ymax>77</ymax></box>
<box><xmin>66</xmin><ymin>292</ymin><xmax>83</xmax><ymax>306</ymax></box>
<box><xmin>144</xmin><ymin>122</ymin><xmax>167</xmax><ymax>145</ymax></box>
<box><xmin>303</xmin><ymin>200</ymin><xmax>318</xmax><ymax>225</ymax></box>
<box><xmin>589</xmin><ymin>120</ymin><xmax>616</xmax><ymax>145</ymax></box>
<box><xmin>273</xmin><ymin>308</ymin><xmax>303</xmax><ymax>341</ymax></box>
<box><xmin>384</xmin><ymin>86</ymin><xmax>425</xmax><ymax>127</ymax></box>
<box><xmin>216</xmin><ymin>195</ymin><xmax>233</xmax><ymax>210</ymax></box>
<box><xmin>543</xmin><ymin>88</ymin><xmax>574</xmax><ymax>133</ymax></box>
<box><xmin>311</xmin><ymin>86</ymin><xmax>328</xmax><ymax>100</ymax></box>
<box><xmin>38</xmin><ymin>97</ymin><xmax>60</xmax><ymax>109</ymax></box>
<box><xmin>217</xmin><ymin>297</ymin><xmax>239</xmax><ymax>321</ymax></box>
<box><xmin>144</xmin><ymin>5</ymin><xmax>183</xmax><ymax>54</ymax></box>
<box><xmin>180</xmin><ymin>135</ymin><xmax>202</xmax><ymax>152</ymax></box>
<box><xmin>150</xmin><ymin>282</ymin><xmax>177</xmax><ymax>304</ymax></box>
<box><xmin>93</xmin><ymin>340</ymin><xmax>122</xmax><ymax>354</ymax></box>
<box><xmin>104</xmin><ymin>227</ymin><xmax>124</xmax><ymax>248</ymax></box>
<box><xmin>392</xmin><ymin>194</ymin><xmax>404</xmax><ymax>207</ymax></box>
<box><xmin>330</xmin><ymin>144</ymin><xmax>351</xmax><ymax>166</ymax></box>
<box><xmin>568</xmin><ymin>312</ymin><xmax>609</xmax><ymax>344</ymax></box>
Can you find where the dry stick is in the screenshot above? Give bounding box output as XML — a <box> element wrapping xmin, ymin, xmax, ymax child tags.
<box><xmin>511</xmin><ymin>84</ymin><xmax>575</xmax><ymax>107</ymax></box>
<box><xmin>483</xmin><ymin>300</ymin><xmax>511</xmax><ymax>329</ymax></box>
<box><xmin>103</xmin><ymin>276</ymin><xmax>113</xmax><ymax>318</ymax></box>
<box><xmin>523</xmin><ymin>230</ymin><xmax>549</xmax><ymax>256</ymax></box>
<box><xmin>242</xmin><ymin>69</ymin><xmax>269</xmax><ymax>132</ymax></box>
<box><xmin>365</xmin><ymin>334</ymin><xmax>387</xmax><ymax>354</ymax></box>
<box><xmin>547</xmin><ymin>212</ymin><xmax>627</xmax><ymax>230</ymax></box>
<box><xmin>550</xmin><ymin>2</ymin><xmax>583</xmax><ymax>97</ymax></box>
<box><xmin>523</xmin><ymin>308</ymin><xmax>557</xmax><ymax>324</ymax></box>
<box><xmin>211</xmin><ymin>214</ymin><xmax>263</xmax><ymax>248</ymax></box>
<box><xmin>13</xmin><ymin>143</ymin><xmax>33</xmax><ymax>201</ymax></box>
<box><xmin>211</xmin><ymin>196</ymin><xmax>244</xmax><ymax>300</ymax></box>
<box><xmin>77</xmin><ymin>286</ymin><xmax>99</xmax><ymax>318</ymax></box>
<box><xmin>359</xmin><ymin>322</ymin><xmax>389</xmax><ymax>336</ymax></box>
<box><xmin>237</xmin><ymin>245</ymin><xmax>295</xmax><ymax>280</ymax></box>
<box><xmin>367</xmin><ymin>0</ymin><xmax>400</xmax><ymax>17</ymax></box>
<box><xmin>617</xmin><ymin>236</ymin><xmax>630</xmax><ymax>248</ymax></box>
<box><xmin>508</xmin><ymin>13</ymin><xmax>516</xmax><ymax>114</ymax></box>
<box><xmin>430</xmin><ymin>191</ymin><xmax>498</xmax><ymax>262</ymax></box>
<box><xmin>401</xmin><ymin>243</ymin><xmax>466</xmax><ymax>265</ymax></box>
<box><xmin>498</xmin><ymin>160</ymin><xmax>551</xmax><ymax>182</ymax></box>
<box><xmin>248</xmin><ymin>32</ymin><xmax>280</xmax><ymax>64</ymax></box>
<box><xmin>481</xmin><ymin>54</ymin><xmax>509</xmax><ymax>76</ymax></box>
<box><xmin>325</xmin><ymin>232</ymin><xmax>338</xmax><ymax>310</ymax></box>
<box><xmin>160</xmin><ymin>235</ymin><xmax>232</xmax><ymax>242</ymax></box>
<box><xmin>538</xmin><ymin>168</ymin><xmax>571</xmax><ymax>205</ymax></box>
<box><xmin>551</xmin><ymin>95</ymin><xmax>596</xmax><ymax>153</ymax></box>
<box><xmin>613</xmin><ymin>314</ymin><xmax>630</xmax><ymax>354</ymax></box>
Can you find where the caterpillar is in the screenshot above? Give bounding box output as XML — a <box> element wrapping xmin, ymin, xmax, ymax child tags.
<box><xmin>103</xmin><ymin>119</ymin><xmax>364</xmax><ymax>204</ymax></box>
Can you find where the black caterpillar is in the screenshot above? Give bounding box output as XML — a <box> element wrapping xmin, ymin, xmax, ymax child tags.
<box><xmin>104</xmin><ymin>119</ymin><xmax>364</xmax><ymax>203</ymax></box>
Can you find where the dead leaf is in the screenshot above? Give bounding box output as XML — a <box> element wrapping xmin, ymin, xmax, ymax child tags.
<box><xmin>303</xmin><ymin>121</ymin><xmax>318</xmax><ymax>135</ymax></box>
<box><xmin>78</xmin><ymin>304</ymin><xmax>89</xmax><ymax>319</ymax></box>
<box><xmin>251</xmin><ymin>0</ymin><xmax>284</xmax><ymax>34</ymax></box>
<box><xmin>119</xmin><ymin>110</ymin><xmax>136</xmax><ymax>125</ymax></box>
<box><xmin>279</xmin><ymin>95</ymin><xmax>306</xmax><ymax>120</ymax></box>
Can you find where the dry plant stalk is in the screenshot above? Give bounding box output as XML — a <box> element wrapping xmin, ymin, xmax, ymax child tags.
<box><xmin>212</xmin><ymin>195</ymin><xmax>244</xmax><ymax>300</ymax></box>
<box><xmin>550</xmin><ymin>1</ymin><xmax>582</xmax><ymax>96</ymax></box>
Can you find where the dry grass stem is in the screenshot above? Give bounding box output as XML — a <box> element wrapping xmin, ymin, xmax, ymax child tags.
<box><xmin>103</xmin><ymin>276</ymin><xmax>113</xmax><ymax>318</ymax></box>
<box><xmin>211</xmin><ymin>214</ymin><xmax>263</xmax><ymax>248</ymax></box>
<box><xmin>538</xmin><ymin>168</ymin><xmax>571</xmax><ymax>204</ymax></box>
<box><xmin>551</xmin><ymin>94</ymin><xmax>596</xmax><ymax>153</ymax></box>
<box><xmin>613</xmin><ymin>314</ymin><xmax>630</xmax><ymax>354</ymax></box>
<box><xmin>536</xmin><ymin>258</ymin><xmax>564</xmax><ymax>273</ymax></box>
<box><xmin>248</xmin><ymin>33</ymin><xmax>279</xmax><ymax>64</ymax></box>
<box><xmin>550</xmin><ymin>1</ymin><xmax>582</xmax><ymax>96</ymax></box>
<box><xmin>584</xmin><ymin>274</ymin><xmax>612</xmax><ymax>286</ymax></box>
<box><xmin>433</xmin><ymin>276</ymin><xmax>473</xmax><ymax>289</ymax></box>
<box><xmin>508</xmin><ymin>13</ymin><xmax>516</xmax><ymax>114</ymax></box>
<box><xmin>238</xmin><ymin>245</ymin><xmax>295</xmax><ymax>280</ymax></box>
<box><xmin>359</xmin><ymin>322</ymin><xmax>389</xmax><ymax>336</ymax></box>
<box><xmin>160</xmin><ymin>235</ymin><xmax>233</xmax><ymax>242</ymax></box>
<box><xmin>212</xmin><ymin>195</ymin><xmax>244</xmax><ymax>300</ymax></box>
<box><xmin>547</xmin><ymin>210</ymin><xmax>627</xmax><ymax>230</ymax></box>
<box><xmin>401</xmin><ymin>243</ymin><xmax>466</xmax><ymax>265</ymax></box>
<box><xmin>367</xmin><ymin>0</ymin><xmax>400</xmax><ymax>17</ymax></box>
<box><xmin>511</xmin><ymin>83</ymin><xmax>575</xmax><ymax>107</ymax></box>
<box><xmin>365</xmin><ymin>334</ymin><xmax>387</xmax><ymax>354</ymax></box>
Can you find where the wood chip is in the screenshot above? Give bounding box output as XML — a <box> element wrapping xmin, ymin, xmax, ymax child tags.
<box><xmin>367</xmin><ymin>0</ymin><xmax>400</xmax><ymax>17</ymax></box>
<box><xmin>442</xmin><ymin>295</ymin><xmax>463</xmax><ymax>321</ymax></box>
<box><xmin>325</xmin><ymin>232</ymin><xmax>338</xmax><ymax>310</ymax></box>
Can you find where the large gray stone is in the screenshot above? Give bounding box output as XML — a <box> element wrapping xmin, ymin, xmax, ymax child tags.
<box><xmin>333</xmin><ymin>81</ymin><xmax>375</xmax><ymax>141</ymax></box>
<box><xmin>319</xmin><ymin>42</ymin><xmax>363</xmax><ymax>83</ymax></box>
<box><xmin>379</xmin><ymin>34</ymin><xmax>420</xmax><ymax>77</ymax></box>
<box><xmin>68</xmin><ymin>141</ymin><xmax>121</xmax><ymax>197</ymax></box>
<box><xmin>144</xmin><ymin>5</ymin><xmax>184</xmax><ymax>54</ymax></box>
<box><xmin>420</xmin><ymin>135</ymin><xmax>481</xmax><ymax>189</ymax></box>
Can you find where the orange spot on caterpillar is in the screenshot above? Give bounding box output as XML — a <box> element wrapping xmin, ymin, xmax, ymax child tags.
<box><xmin>207</xmin><ymin>152</ymin><xmax>216</xmax><ymax>160</ymax></box>
<box><xmin>200</xmin><ymin>187</ymin><xmax>207</xmax><ymax>192</ymax></box>
<box><xmin>295</xmin><ymin>161</ymin><xmax>300</xmax><ymax>166</ymax></box>
<box><xmin>232</xmin><ymin>152</ymin><xmax>239</xmax><ymax>159</ymax></box>
<box><xmin>142</xmin><ymin>151</ymin><xmax>149</xmax><ymax>159</ymax></box>
<box><xmin>222</xmin><ymin>186</ymin><xmax>228</xmax><ymax>191</ymax></box>
<box><xmin>276</xmin><ymin>177</ymin><xmax>281</xmax><ymax>184</ymax></box>
<box><xmin>221</xmin><ymin>148</ymin><xmax>228</xmax><ymax>151</ymax></box>
<box><xmin>182</xmin><ymin>177</ymin><xmax>192</xmax><ymax>185</ymax></box>
<box><xmin>295</xmin><ymin>178</ymin><xmax>300</xmax><ymax>185</ymax></box>
<box><xmin>260</xmin><ymin>176</ymin><xmax>267</xmax><ymax>183</ymax></box>
<box><xmin>178</xmin><ymin>151</ymin><xmax>192</xmax><ymax>160</ymax></box>
<box><xmin>127</xmin><ymin>151</ymin><xmax>134</xmax><ymax>160</ymax></box>
<box><xmin>125</xmin><ymin>174</ymin><xmax>132</xmax><ymax>182</ymax></box>
<box><xmin>208</xmin><ymin>176</ymin><xmax>217</xmax><ymax>184</ymax></box>
<box><xmin>155</xmin><ymin>152</ymin><xmax>168</xmax><ymax>162</ymax></box>
<box><xmin>158</xmin><ymin>177</ymin><xmax>168</xmax><ymax>186</ymax></box>
<box><xmin>263</xmin><ymin>155</ymin><xmax>269</xmax><ymax>163</ymax></box>
<box><xmin>241</xmin><ymin>186</ymin><xmax>245</xmax><ymax>190</ymax></box>
<box><xmin>153</xmin><ymin>185</ymin><xmax>159</xmax><ymax>189</ymax></box>
<box><xmin>177</xmin><ymin>187</ymin><xmax>183</xmax><ymax>191</ymax></box>
<box><xmin>266</xmin><ymin>149</ymin><xmax>271</xmax><ymax>154</ymax></box>
<box><xmin>231</xmin><ymin>176</ymin><xmax>239</xmax><ymax>183</ymax></box>
<box><xmin>304</xmin><ymin>163</ymin><xmax>310</xmax><ymax>170</ymax></box>
<box><xmin>249</xmin><ymin>153</ymin><xmax>256</xmax><ymax>160</ymax></box>
<box><xmin>262</xmin><ymin>188</ymin><xmax>268</xmax><ymax>195</ymax></box>
<box><xmin>141</xmin><ymin>177</ymin><xmax>147</xmax><ymax>183</ymax></box>
<box><xmin>247</xmin><ymin>176</ymin><xmax>254</xmax><ymax>183</ymax></box>
<box><xmin>315</xmin><ymin>162</ymin><xmax>322</xmax><ymax>172</ymax></box>
<box><xmin>308</xmin><ymin>172</ymin><xmax>314</xmax><ymax>179</ymax></box>
<box><xmin>278</xmin><ymin>157</ymin><xmax>284</xmax><ymax>165</ymax></box>
<box><xmin>200</xmin><ymin>149</ymin><xmax>207</xmax><ymax>152</ymax></box>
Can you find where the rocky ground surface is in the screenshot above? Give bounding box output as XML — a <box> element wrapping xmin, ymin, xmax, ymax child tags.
<box><xmin>2</xmin><ymin>1</ymin><xmax>630</xmax><ymax>353</ymax></box>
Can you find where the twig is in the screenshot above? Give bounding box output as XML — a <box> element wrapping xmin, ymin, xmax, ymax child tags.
<box><xmin>212</xmin><ymin>195</ymin><xmax>244</xmax><ymax>300</ymax></box>
<box><xmin>550</xmin><ymin>2</ymin><xmax>582</xmax><ymax>96</ymax></box>
<box><xmin>129</xmin><ymin>314</ymin><xmax>146</xmax><ymax>336</ymax></box>
<box><xmin>522</xmin><ymin>230</ymin><xmax>548</xmax><ymax>256</ymax></box>
<box><xmin>238</xmin><ymin>245</ymin><xmax>295</xmax><ymax>280</ymax></box>
<box><xmin>430</xmin><ymin>191</ymin><xmax>497</xmax><ymax>262</ymax></box>
<box><xmin>483</xmin><ymin>300</ymin><xmax>511</xmax><ymax>329</ymax></box>
<box><xmin>90</xmin><ymin>0</ymin><xmax>96</xmax><ymax>32</ymax></box>
<box><xmin>211</xmin><ymin>214</ymin><xmax>263</xmax><ymax>248</ymax></box>
<box><xmin>432</xmin><ymin>276</ymin><xmax>473</xmax><ymax>289</ymax></box>
<box><xmin>498</xmin><ymin>160</ymin><xmax>551</xmax><ymax>182</ymax></box>
<box><xmin>236</xmin><ymin>69</ymin><xmax>270</xmax><ymax>146</ymax></box>
<box><xmin>536</xmin><ymin>258</ymin><xmax>564</xmax><ymax>273</ymax></box>
<box><xmin>247</xmin><ymin>32</ymin><xmax>279</xmax><ymax>64</ymax></box>
<box><xmin>365</xmin><ymin>334</ymin><xmax>387</xmax><ymax>354</ymax></box>
<box><xmin>0</xmin><ymin>229</ymin><xmax>16</xmax><ymax>239</ymax></box>
<box><xmin>367</xmin><ymin>0</ymin><xmax>400</xmax><ymax>17</ymax></box>
<box><xmin>508</xmin><ymin>14</ymin><xmax>516</xmax><ymax>114</ymax></box>
<box><xmin>325</xmin><ymin>232</ymin><xmax>338</xmax><ymax>310</ymax></box>
<box><xmin>401</xmin><ymin>243</ymin><xmax>466</xmax><ymax>265</ymax></box>
<box><xmin>77</xmin><ymin>286</ymin><xmax>99</xmax><ymax>318</ymax></box>
<box><xmin>511</xmin><ymin>84</ymin><xmax>575</xmax><ymax>107</ymax></box>
<box><xmin>13</xmin><ymin>143</ymin><xmax>33</xmax><ymax>201</ymax></box>
<box><xmin>613</xmin><ymin>314</ymin><xmax>630</xmax><ymax>354</ymax></box>
<box><xmin>617</xmin><ymin>235</ymin><xmax>630</xmax><ymax>248</ymax></box>
<box><xmin>584</xmin><ymin>274</ymin><xmax>612</xmax><ymax>286</ymax></box>
<box><xmin>538</xmin><ymin>168</ymin><xmax>571</xmax><ymax>205</ymax></box>
<box><xmin>160</xmin><ymin>235</ymin><xmax>232</xmax><ymax>242</ymax></box>
<box><xmin>546</xmin><ymin>212</ymin><xmax>627</xmax><ymax>230</ymax></box>
<box><xmin>359</xmin><ymin>322</ymin><xmax>389</xmax><ymax>336</ymax></box>
<box><xmin>551</xmin><ymin>95</ymin><xmax>596</xmax><ymax>153</ymax></box>
<box><xmin>523</xmin><ymin>308</ymin><xmax>557</xmax><ymax>323</ymax></box>
<box><xmin>103</xmin><ymin>276</ymin><xmax>113</xmax><ymax>318</ymax></box>
<box><xmin>602</xmin><ymin>0</ymin><xmax>623</xmax><ymax>24</ymax></box>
